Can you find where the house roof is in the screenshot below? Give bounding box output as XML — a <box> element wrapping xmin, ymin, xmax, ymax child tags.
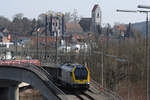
<box><xmin>66</xmin><ymin>23</ymin><xmax>83</xmax><ymax>33</ymax></box>
<box><xmin>114</xmin><ymin>24</ymin><xmax>127</xmax><ymax>31</ymax></box>
<box><xmin>73</xmin><ymin>35</ymin><xmax>86</xmax><ymax>40</ymax></box>
<box><xmin>0</xmin><ymin>27</ymin><xmax>9</xmax><ymax>33</ymax></box>
<box><xmin>79</xmin><ymin>18</ymin><xmax>92</xmax><ymax>32</ymax></box>
<box><xmin>29</xmin><ymin>36</ymin><xmax>62</xmax><ymax>45</ymax></box>
<box><xmin>80</xmin><ymin>18</ymin><xmax>92</xmax><ymax>22</ymax></box>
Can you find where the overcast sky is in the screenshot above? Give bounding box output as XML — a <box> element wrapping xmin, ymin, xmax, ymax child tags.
<box><xmin>0</xmin><ymin>0</ymin><xmax>150</xmax><ymax>25</ymax></box>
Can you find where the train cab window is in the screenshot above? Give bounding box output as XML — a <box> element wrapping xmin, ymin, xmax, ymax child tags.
<box><xmin>74</xmin><ymin>67</ymin><xmax>88</xmax><ymax>80</ymax></box>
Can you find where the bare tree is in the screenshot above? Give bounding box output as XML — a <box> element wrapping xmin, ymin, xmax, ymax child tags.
<box><xmin>13</xmin><ymin>13</ymin><xmax>24</xmax><ymax>19</ymax></box>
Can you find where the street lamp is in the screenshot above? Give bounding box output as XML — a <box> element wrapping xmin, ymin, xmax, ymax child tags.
<box><xmin>138</xmin><ymin>5</ymin><xmax>150</xmax><ymax>9</ymax></box>
<box><xmin>116</xmin><ymin>9</ymin><xmax>137</xmax><ymax>13</ymax></box>
<box><xmin>117</xmin><ymin>8</ymin><xmax>150</xmax><ymax>100</ymax></box>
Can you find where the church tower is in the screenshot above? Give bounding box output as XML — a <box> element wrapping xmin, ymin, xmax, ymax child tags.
<box><xmin>90</xmin><ymin>4</ymin><xmax>102</xmax><ymax>33</ymax></box>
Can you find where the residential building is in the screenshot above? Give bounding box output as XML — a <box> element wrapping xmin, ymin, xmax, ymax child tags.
<box><xmin>0</xmin><ymin>32</ymin><xmax>13</xmax><ymax>48</ymax></box>
<box><xmin>49</xmin><ymin>13</ymin><xmax>65</xmax><ymax>37</ymax></box>
<box><xmin>113</xmin><ymin>24</ymin><xmax>127</xmax><ymax>37</ymax></box>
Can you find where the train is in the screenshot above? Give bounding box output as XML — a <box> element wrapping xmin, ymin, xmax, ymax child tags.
<box><xmin>57</xmin><ymin>63</ymin><xmax>90</xmax><ymax>89</ymax></box>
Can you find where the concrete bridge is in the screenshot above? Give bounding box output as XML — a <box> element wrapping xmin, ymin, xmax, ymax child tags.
<box><xmin>0</xmin><ymin>63</ymin><xmax>67</xmax><ymax>100</ymax></box>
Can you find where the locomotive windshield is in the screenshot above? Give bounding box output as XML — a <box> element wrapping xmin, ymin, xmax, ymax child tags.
<box><xmin>74</xmin><ymin>66</ymin><xmax>88</xmax><ymax>80</ymax></box>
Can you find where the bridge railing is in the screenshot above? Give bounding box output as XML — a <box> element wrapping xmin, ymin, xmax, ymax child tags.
<box><xmin>23</xmin><ymin>63</ymin><xmax>68</xmax><ymax>100</ymax></box>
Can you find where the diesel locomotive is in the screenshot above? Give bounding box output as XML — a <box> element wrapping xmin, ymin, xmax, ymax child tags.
<box><xmin>57</xmin><ymin>63</ymin><xmax>90</xmax><ymax>89</ymax></box>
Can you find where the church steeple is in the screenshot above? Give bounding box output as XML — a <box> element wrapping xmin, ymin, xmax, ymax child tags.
<box><xmin>91</xmin><ymin>4</ymin><xmax>102</xmax><ymax>33</ymax></box>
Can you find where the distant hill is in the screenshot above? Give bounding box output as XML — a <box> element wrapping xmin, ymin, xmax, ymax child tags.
<box><xmin>132</xmin><ymin>21</ymin><xmax>150</xmax><ymax>35</ymax></box>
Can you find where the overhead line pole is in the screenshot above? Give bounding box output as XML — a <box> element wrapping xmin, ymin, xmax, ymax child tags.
<box><xmin>37</xmin><ymin>28</ymin><xmax>40</xmax><ymax>60</ymax></box>
<box><xmin>117</xmin><ymin>8</ymin><xmax>150</xmax><ymax>100</ymax></box>
<box><xmin>37</xmin><ymin>29</ymin><xmax>39</xmax><ymax>59</ymax></box>
<box><xmin>138</xmin><ymin>5</ymin><xmax>150</xmax><ymax>100</ymax></box>
<box><xmin>45</xmin><ymin>14</ymin><xmax>48</xmax><ymax>61</ymax></box>
<box><xmin>101</xmin><ymin>40</ymin><xmax>104</xmax><ymax>88</ymax></box>
<box><xmin>146</xmin><ymin>12</ymin><xmax>149</xmax><ymax>100</ymax></box>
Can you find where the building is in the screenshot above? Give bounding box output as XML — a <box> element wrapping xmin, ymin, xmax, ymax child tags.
<box><xmin>29</xmin><ymin>36</ymin><xmax>62</xmax><ymax>47</ymax></box>
<box><xmin>113</xmin><ymin>24</ymin><xmax>127</xmax><ymax>37</ymax></box>
<box><xmin>0</xmin><ymin>32</ymin><xmax>11</xmax><ymax>43</ymax></box>
<box><xmin>49</xmin><ymin>14</ymin><xmax>65</xmax><ymax>37</ymax></box>
<box><xmin>0</xmin><ymin>32</ymin><xmax>13</xmax><ymax>48</ymax></box>
<box><xmin>91</xmin><ymin>4</ymin><xmax>102</xmax><ymax>33</ymax></box>
<box><xmin>79</xmin><ymin>18</ymin><xmax>92</xmax><ymax>32</ymax></box>
<box><xmin>79</xmin><ymin>4</ymin><xmax>102</xmax><ymax>33</ymax></box>
<box><xmin>65</xmin><ymin>23</ymin><xmax>83</xmax><ymax>34</ymax></box>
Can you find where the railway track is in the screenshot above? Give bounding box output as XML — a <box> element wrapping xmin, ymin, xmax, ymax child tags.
<box><xmin>74</xmin><ymin>90</ymin><xmax>95</xmax><ymax>100</ymax></box>
<box><xmin>58</xmin><ymin>82</ymin><xmax>107</xmax><ymax>100</ymax></box>
<box><xmin>64</xmin><ymin>87</ymin><xmax>106</xmax><ymax>100</ymax></box>
<box><xmin>58</xmin><ymin>78</ymin><xmax>126</xmax><ymax>100</ymax></box>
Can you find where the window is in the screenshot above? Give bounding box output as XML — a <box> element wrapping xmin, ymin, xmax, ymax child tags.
<box><xmin>0</xmin><ymin>37</ymin><xmax>2</xmax><ymax>42</ymax></box>
<box><xmin>74</xmin><ymin>67</ymin><xmax>88</xmax><ymax>80</ymax></box>
<box><xmin>97</xmin><ymin>13</ymin><xmax>99</xmax><ymax>18</ymax></box>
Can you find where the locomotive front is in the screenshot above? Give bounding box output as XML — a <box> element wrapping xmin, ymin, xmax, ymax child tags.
<box><xmin>72</xmin><ymin>64</ymin><xmax>90</xmax><ymax>88</ymax></box>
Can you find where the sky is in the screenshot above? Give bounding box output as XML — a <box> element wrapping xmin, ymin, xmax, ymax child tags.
<box><xmin>0</xmin><ymin>0</ymin><xmax>150</xmax><ymax>26</ymax></box>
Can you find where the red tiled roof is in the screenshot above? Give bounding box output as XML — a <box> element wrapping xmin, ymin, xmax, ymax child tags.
<box><xmin>66</xmin><ymin>23</ymin><xmax>83</xmax><ymax>33</ymax></box>
<box><xmin>73</xmin><ymin>35</ymin><xmax>86</xmax><ymax>40</ymax></box>
<box><xmin>29</xmin><ymin>36</ymin><xmax>61</xmax><ymax>45</ymax></box>
<box><xmin>114</xmin><ymin>25</ymin><xmax>127</xmax><ymax>31</ymax></box>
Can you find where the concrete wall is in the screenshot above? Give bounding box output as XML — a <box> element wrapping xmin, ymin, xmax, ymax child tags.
<box><xmin>0</xmin><ymin>67</ymin><xmax>60</xmax><ymax>100</ymax></box>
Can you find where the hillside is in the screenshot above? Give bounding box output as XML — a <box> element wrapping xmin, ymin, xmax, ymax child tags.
<box><xmin>132</xmin><ymin>21</ymin><xmax>150</xmax><ymax>35</ymax></box>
